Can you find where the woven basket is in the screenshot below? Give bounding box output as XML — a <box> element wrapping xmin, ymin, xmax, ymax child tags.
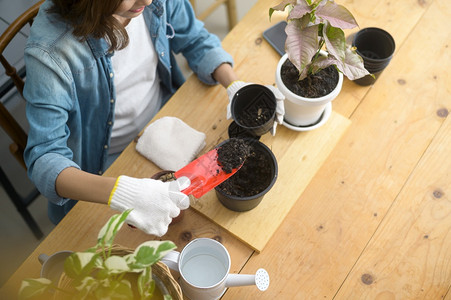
<box><xmin>55</xmin><ymin>245</ymin><xmax>182</xmax><ymax>300</ymax></box>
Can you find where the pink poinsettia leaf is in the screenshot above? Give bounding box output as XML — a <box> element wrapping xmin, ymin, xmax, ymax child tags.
<box><xmin>323</xmin><ymin>23</ymin><xmax>346</xmax><ymax>61</ymax></box>
<box><xmin>288</xmin><ymin>1</ymin><xmax>312</xmax><ymax>19</ymax></box>
<box><xmin>316</xmin><ymin>1</ymin><xmax>358</xmax><ymax>29</ymax></box>
<box><xmin>270</xmin><ymin>0</ymin><xmax>297</xmax><ymax>19</ymax></box>
<box><xmin>332</xmin><ymin>47</ymin><xmax>371</xmax><ymax>80</ymax></box>
<box><xmin>285</xmin><ymin>21</ymin><xmax>319</xmax><ymax>74</ymax></box>
<box><xmin>309</xmin><ymin>55</ymin><xmax>336</xmax><ymax>74</ymax></box>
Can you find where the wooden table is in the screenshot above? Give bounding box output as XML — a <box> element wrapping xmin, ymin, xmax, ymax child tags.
<box><xmin>2</xmin><ymin>0</ymin><xmax>451</xmax><ymax>298</ymax></box>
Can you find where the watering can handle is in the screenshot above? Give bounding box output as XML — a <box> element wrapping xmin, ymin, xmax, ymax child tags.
<box><xmin>160</xmin><ymin>250</ymin><xmax>180</xmax><ymax>271</ymax></box>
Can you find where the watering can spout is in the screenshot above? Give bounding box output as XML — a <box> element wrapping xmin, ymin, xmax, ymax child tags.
<box><xmin>225</xmin><ymin>268</ymin><xmax>270</xmax><ymax>291</ymax></box>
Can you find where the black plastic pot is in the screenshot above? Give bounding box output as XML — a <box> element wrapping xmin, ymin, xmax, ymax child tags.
<box><xmin>228</xmin><ymin>121</ymin><xmax>261</xmax><ymax>140</ymax></box>
<box><xmin>352</xmin><ymin>27</ymin><xmax>396</xmax><ymax>86</ymax></box>
<box><xmin>231</xmin><ymin>84</ymin><xmax>276</xmax><ymax>136</ymax></box>
<box><xmin>215</xmin><ymin>139</ymin><xmax>278</xmax><ymax>212</ymax></box>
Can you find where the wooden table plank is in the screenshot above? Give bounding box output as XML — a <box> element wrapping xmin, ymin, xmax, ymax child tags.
<box><xmin>334</xmin><ymin>0</ymin><xmax>451</xmax><ymax>297</ymax></box>
<box><xmin>446</xmin><ymin>289</ymin><xmax>451</xmax><ymax>300</ymax></box>
<box><xmin>335</xmin><ymin>98</ymin><xmax>451</xmax><ymax>299</ymax></box>
<box><xmin>224</xmin><ymin>0</ymin><xmax>450</xmax><ymax>298</ymax></box>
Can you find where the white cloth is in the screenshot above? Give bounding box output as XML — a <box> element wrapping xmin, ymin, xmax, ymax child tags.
<box><xmin>110</xmin><ymin>14</ymin><xmax>162</xmax><ymax>154</ymax></box>
<box><xmin>136</xmin><ymin>116</ymin><xmax>206</xmax><ymax>170</ymax></box>
<box><xmin>110</xmin><ymin>175</ymin><xmax>190</xmax><ymax>236</ymax></box>
<box><xmin>226</xmin><ymin>81</ymin><xmax>285</xmax><ymax>135</ymax></box>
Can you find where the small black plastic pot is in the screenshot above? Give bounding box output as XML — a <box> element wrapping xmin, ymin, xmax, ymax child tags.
<box><xmin>228</xmin><ymin>121</ymin><xmax>261</xmax><ymax>140</ymax></box>
<box><xmin>231</xmin><ymin>84</ymin><xmax>276</xmax><ymax>137</ymax></box>
<box><xmin>215</xmin><ymin>139</ymin><xmax>278</xmax><ymax>212</ymax></box>
<box><xmin>352</xmin><ymin>27</ymin><xmax>396</xmax><ymax>86</ymax></box>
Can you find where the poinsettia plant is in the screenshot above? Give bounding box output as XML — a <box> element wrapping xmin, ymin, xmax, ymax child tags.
<box><xmin>19</xmin><ymin>209</ymin><xmax>176</xmax><ymax>300</ymax></box>
<box><xmin>270</xmin><ymin>0</ymin><xmax>370</xmax><ymax>81</ymax></box>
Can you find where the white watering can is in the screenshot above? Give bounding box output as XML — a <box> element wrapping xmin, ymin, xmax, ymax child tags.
<box><xmin>161</xmin><ymin>238</ymin><xmax>269</xmax><ymax>300</ymax></box>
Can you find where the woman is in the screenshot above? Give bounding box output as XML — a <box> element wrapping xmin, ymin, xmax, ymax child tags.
<box><xmin>23</xmin><ymin>0</ymin><xmax>239</xmax><ymax>236</ymax></box>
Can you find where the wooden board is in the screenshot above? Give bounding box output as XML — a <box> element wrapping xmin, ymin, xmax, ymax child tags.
<box><xmin>191</xmin><ymin>111</ymin><xmax>351</xmax><ymax>252</ymax></box>
<box><xmin>336</xmin><ymin>112</ymin><xmax>451</xmax><ymax>299</ymax></box>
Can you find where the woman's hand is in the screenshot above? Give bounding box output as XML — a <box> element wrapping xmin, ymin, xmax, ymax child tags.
<box><xmin>109</xmin><ymin>176</ymin><xmax>190</xmax><ymax>236</ymax></box>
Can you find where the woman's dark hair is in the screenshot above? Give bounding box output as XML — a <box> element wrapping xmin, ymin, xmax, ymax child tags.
<box><xmin>48</xmin><ymin>0</ymin><xmax>129</xmax><ymax>51</ymax></box>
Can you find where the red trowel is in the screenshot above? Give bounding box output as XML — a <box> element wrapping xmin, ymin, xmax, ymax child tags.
<box><xmin>174</xmin><ymin>148</ymin><xmax>241</xmax><ymax>198</ymax></box>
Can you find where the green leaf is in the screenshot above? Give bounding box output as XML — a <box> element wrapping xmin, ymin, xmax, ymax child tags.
<box><xmin>94</xmin><ymin>279</ymin><xmax>133</xmax><ymax>299</ymax></box>
<box><xmin>19</xmin><ymin>278</ymin><xmax>52</xmax><ymax>299</ymax></box>
<box><xmin>138</xmin><ymin>266</ymin><xmax>155</xmax><ymax>299</ymax></box>
<box><xmin>315</xmin><ymin>1</ymin><xmax>358</xmax><ymax>29</ymax></box>
<box><xmin>74</xmin><ymin>276</ymin><xmax>99</xmax><ymax>299</ymax></box>
<box><xmin>134</xmin><ymin>241</ymin><xmax>176</xmax><ymax>268</ymax></box>
<box><xmin>97</xmin><ymin>209</ymin><xmax>132</xmax><ymax>248</ymax></box>
<box><xmin>64</xmin><ymin>252</ymin><xmax>102</xmax><ymax>281</ymax></box>
<box><xmin>105</xmin><ymin>256</ymin><xmax>130</xmax><ymax>274</ymax></box>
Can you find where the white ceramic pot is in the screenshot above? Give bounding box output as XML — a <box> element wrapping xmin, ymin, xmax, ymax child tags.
<box><xmin>275</xmin><ymin>53</ymin><xmax>343</xmax><ymax>127</ymax></box>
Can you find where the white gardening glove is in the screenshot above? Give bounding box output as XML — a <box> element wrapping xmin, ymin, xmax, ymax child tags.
<box><xmin>226</xmin><ymin>80</ymin><xmax>250</xmax><ymax>119</ymax></box>
<box><xmin>109</xmin><ymin>175</ymin><xmax>190</xmax><ymax>236</ymax></box>
<box><xmin>264</xmin><ymin>84</ymin><xmax>285</xmax><ymax>135</ymax></box>
<box><xmin>226</xmin><ymin>81</ymin><xmax>285</xmax><ymax>135</ymax></box>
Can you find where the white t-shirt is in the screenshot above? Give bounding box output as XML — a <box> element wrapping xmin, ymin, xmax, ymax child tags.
<box><xmin>110</xmin><ymin>14</ymin><xmax>162</xmax><ymax>154</ymax></box>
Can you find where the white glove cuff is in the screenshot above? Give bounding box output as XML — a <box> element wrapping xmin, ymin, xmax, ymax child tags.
<box><xmin>226</xmin><ymin>80</ymin><xmax>247</xmax><ymax>98</ymax></box>
<box><xmin>109</xmin><ymin>176</ymin><xmax>140</xmax><ymax>211</ymax></box>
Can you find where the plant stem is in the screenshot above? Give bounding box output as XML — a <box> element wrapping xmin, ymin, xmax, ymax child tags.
<box><xmin>308</xmin><ymin>39</ymin><xmax>325</xmax><ymax>75</ymax></box>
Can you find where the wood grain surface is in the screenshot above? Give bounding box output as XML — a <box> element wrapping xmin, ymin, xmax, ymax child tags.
<box><xmin>2</xmin><ymin>0</ymin><xmax>450</xmax><ymax>299</ymax></box>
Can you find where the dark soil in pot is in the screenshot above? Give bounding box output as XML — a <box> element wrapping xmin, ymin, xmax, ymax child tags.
<box><xmin>217</xmin><ymin>138</ymin><xmax>251</xmax><ymax>173</ymax></box>
<box><xmin>236</xmin><ymin>102</ymin><xmax>273</xmax><ymax>128</ymax></box>
<box><xmin>281</xmin><ymin>59</ymin><xmax>339</xmax><ymax>98</ymax></box>
<box><xmin>216</xmin><ymin>139</ymin><xmax>273</xmax><ymax>198</ymax></box>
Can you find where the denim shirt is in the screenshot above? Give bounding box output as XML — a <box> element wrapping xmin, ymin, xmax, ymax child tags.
<box><xmin>23</xmin><ymin>0</ymin><xmax>233</xmax><ymax>209</ymax></box>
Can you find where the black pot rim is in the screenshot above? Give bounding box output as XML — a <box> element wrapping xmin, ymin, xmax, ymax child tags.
<box><xmin>353</xmin><ymin>27</ymin><xmax>395</xmax><ymax>63</ymax></box>
<box><xmin>231</xmin><ymin>84</ymin><xmax>277</xmax><ymax>135</ymax></box>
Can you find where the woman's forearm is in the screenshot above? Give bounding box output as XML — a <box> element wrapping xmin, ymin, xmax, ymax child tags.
<box><xmin>55</xmin><ymin>167</ymin><xmax>116</xmax><ymax>204</ymax></box>
<box><xmin>213</xmin><ymin>63</ymin><xmax>239</xmax><ymax>88</ymax></box>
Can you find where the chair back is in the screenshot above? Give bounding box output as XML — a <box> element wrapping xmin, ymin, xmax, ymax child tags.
<box><xmin>189</xmin><ymin>0</ymin><xmax>237</xmax><ymax>31</ymax></box>
<box><xmin>0</xmin><ymin>0</ymin><xmax>43</xmax><ymax>169</ymax></box>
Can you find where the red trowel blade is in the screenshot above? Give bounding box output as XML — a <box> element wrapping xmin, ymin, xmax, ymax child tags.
<box><xmin>174</xmin><ymin>148</ymin><xmax>240</xmax><ymax>198</ymax></box>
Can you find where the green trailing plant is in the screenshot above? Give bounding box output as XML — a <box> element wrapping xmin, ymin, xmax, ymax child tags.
<box><xmin>270</xmin><ymin>0</ymin><xmax>371</xmax><ymax>81</ymax></box>
<box><xmin>19</xmin><ymin>209</ymin><xmax>176</xmax><ymax>300</ymax></box>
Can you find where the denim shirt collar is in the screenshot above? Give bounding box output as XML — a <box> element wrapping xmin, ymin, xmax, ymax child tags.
<box><xmin>86</xmin><ymin>37</ymin><xmax>110</xmax><ymax>58</ymax></box>
<box><xmin>151</xmin><ymin>0</ymin><xmax>165</xmax><ymax>16</ymax></box>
